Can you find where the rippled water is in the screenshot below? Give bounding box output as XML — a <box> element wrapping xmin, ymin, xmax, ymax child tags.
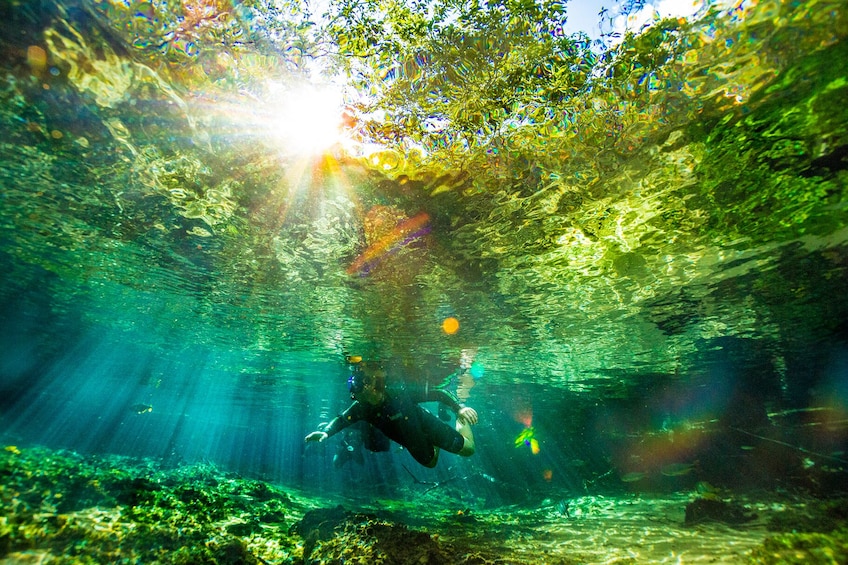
<box><xmin>0</xmin><ymin>0</ymin><xmax>846</xmax><ymax>540</ymax></box>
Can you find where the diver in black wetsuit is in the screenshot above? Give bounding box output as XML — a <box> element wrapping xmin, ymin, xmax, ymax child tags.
<box><xmin>305</xmin><ymin>360</ymin><xmax>478</xmax><ymax>468</ymax></box>
<box><xmin>329</xmin><ymin>423</ymin><xmax>384</xmax><ymax>468</ymax></box>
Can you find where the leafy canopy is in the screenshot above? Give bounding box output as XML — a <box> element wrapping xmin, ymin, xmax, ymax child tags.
<box><xmin>322</xmin><ymin>0</ymin><xmax>599</xmax><ymax>152</ymax></box>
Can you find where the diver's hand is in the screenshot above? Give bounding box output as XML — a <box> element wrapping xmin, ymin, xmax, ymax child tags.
<box><xmin>305</xmin><ymin>431</ymin><xmax>328</xmax><ymax>443</ymax></box>
<box><xmin>457</xmin><ymin>406</ymin><xmax>478</xmax><ymax>425</ymax></box>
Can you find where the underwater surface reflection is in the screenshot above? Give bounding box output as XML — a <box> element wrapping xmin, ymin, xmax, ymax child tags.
<box><xmin>1</xmin><ymin>0</ymin><xmax>847</xmax><ymax>562</ymax></box>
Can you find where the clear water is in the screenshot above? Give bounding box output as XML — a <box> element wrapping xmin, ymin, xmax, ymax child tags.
<box><xmin>0</xmin><ymin>0</ymin><xmax>846</xmax><ymax>562</ymax></box>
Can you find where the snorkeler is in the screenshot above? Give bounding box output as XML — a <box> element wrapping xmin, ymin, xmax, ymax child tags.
<box><xmin>330</xmin><ymin>421</ymin><xmax>392</xmax><ymax>468</ymax></box>
<box><xmin>305</xmin><ymin>360</ymin><xmax>478</xmax><ymax>468</ymax></box>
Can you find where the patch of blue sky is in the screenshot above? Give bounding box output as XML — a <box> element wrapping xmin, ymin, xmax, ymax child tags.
<box><xmin>563</xmin><ymin>0</ymin><xmax>741</xmax><ymax>41</ymax></box>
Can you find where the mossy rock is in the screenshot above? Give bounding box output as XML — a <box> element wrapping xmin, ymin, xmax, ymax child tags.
<box><xmin>301</xmin><ymin>513</ymin><xmax>545</xmax><ymax>565</ymax></box>
<box><xmin>748</xmin><ymin>530</ymin><xmax>848</xmax><ymax>565</ymax></box>
<box><xmin>767</xmin><ymin>498</ymin><xmax>848</xmax><ymax>534</ymax></box>
<box><xmin>170</xmin><ymin>537</ymin><xmax>259</xmax><ymax>565</ymax></box>
<box><xmin>306</xmin><ymin>518</ymin><xmax>450</xmax><ymax>565</ymax></box>
<box><xmin>684</xmin><ymin>497</ymin><xmax>757</xmax><ymax>526</ymax></box>
<box><xmin>291</xmin><ymin>505</ymin><xmax>353</xmax><ymax>539</ymax></box>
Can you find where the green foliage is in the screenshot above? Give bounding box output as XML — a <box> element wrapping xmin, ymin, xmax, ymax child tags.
<box><xmin>324</xmin><ymin>0</ymin><xmax>597</xmax><ymax>152</ymax></box>
<box><xmin>692</xmin><ymin>39</ymin><xmax>848</xmax><ymax>243</ymax></box>
<box><xmin>603</xmin><ymin>16</ymin><xmax>685</xmax><ymax>86</ymax></box>
<box><xmin>3</xmin><ymin>0</ymin><xmax>847</xmax><ymax>377</ymax></box>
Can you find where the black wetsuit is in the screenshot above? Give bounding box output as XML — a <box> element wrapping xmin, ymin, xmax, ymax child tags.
<box><xmin>322</xmin><ymin>383</ymin><xmax>467</xmax><ymax>466</ymax></box>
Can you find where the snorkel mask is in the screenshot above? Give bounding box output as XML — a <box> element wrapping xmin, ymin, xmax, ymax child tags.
<box><xmin>348</xmin><ymin>363</ymin><xmax>365</xmax><ymax>394</ymax></box>
<box><xmin>346</xmin><ymin>358</ymin><xmax>385</xmax><ymax>398</ymax></box>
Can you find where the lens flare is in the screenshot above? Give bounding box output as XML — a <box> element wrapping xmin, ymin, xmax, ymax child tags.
<box><xmin>442</xmin><ymin>317</ymin><xmax>460</xmax><ymax>335</ymax></box>
<box><xmin>515</xmin><ymin>426</ymin><xmax>541</xmax><ymax>455</ymax></box>
<box><xmin>26</xmin><ymin>45</ymin><xmax>47</xmax><ymax>73</ymax></box>
<box><xmin>515</xmin><ymin>408</ymin><xmax>533</xmax><ymax>428</ymax></box>
<box><xmin>266</xmin><ymin>83</ymin><xmax>346</xmax><ymax>155</ymax></box>
<box><xmin>347</xmin><ymin>211</ymin><xmax>431</xmax><ymax>276</ymax></box>
<box><xmin>530</xmin><ymin>438</ymin><xmax>540</xmax><ymax>455</ymax></box>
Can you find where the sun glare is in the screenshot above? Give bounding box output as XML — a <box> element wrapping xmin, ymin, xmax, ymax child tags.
<box><xmin>265</xmin><ymin>83</ymin><xmax>346</xmax><ymax>155</ymax></box>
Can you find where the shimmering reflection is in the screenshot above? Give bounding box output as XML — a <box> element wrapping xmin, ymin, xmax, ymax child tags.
<box><xmin>433</xmin><ymin>493</ymin><xmax>791</xmax><ymax>564</ymax></box>
<box><xmin>0</xmin><ymin>1</ymin><xmax>845</xmax><ymax>561</ymax></box>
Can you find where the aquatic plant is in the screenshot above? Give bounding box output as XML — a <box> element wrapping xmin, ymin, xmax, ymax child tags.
<box><xmin>0</xmin><ymin>445</ymin><xmax>305</xmax><ymax>563</ymax></box>
<box><xmin>748</xmin><ymin>531</ymin><xmax>848</xmax><ymax>565</ymax></box>
<box><xmin>3</xmin><ymin>442</ymin><xmax>848</xmax><ymax>563</ymax></box>
<box><xmin>0</xmin><ymin>444</ymin><xmax>566</xmax><ymax>563</ymax></box>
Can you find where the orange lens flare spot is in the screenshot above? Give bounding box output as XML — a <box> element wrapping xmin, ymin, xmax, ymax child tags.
<box><xmin>530</xmin><ymin>438</ymin><xmax>540</xmax><ymax>455</ymax></box>
<box><xmin>515</xmin><ymin>409</ymin><xmax>533</xmax><ymax>428</ymax></box>
<box><xmin>442</xmin><ymin>317</ymin><xmax>460</xmax><ymax>335</ymax></box>
<box><xmin>27</xmin><ymin>45</ymin><xmax>47</xmax><ymax>72</ymax></box>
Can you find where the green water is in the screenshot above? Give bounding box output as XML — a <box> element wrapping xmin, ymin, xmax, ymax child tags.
<box><xmin>2</xmin><ymin>0</ymin><xmax>846</xmax><ymax>386</ymax></box>
<box><xmin>1</xmin><ymin>0</ymin><xmax>847</xmax><ymax>562</ymax></box>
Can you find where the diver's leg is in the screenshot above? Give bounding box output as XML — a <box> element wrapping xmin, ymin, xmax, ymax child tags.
<box><xmin>333</xmin><ymin>430</ymin><xmax>359</xmax><ymax>468</ymax></box>
<box><xmin>425</xmin><ymin>446</ymin><xmax>440</xmax><ymax>468</ymax></box>
<box><xmin>456</xmin><ymin>419</ymin><xmax>475</xmax><ymax>456</ymax></box>
<box><xmin>417</xmin><ymin>405</ymin><xmax>475</xmax><ymax>458</ymax></box>
<box><xmin>401</xmin><ymin>413</ymin><xmax>440</xmax><ymax>467</ymax></box>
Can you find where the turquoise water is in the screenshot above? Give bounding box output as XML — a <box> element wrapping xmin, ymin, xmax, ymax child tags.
<box><xmin>1</xmin><ymin>0</ymin><xmax>847</xmax><ymax>562</ymax></box>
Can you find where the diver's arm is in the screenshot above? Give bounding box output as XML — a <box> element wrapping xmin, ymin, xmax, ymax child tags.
<box><xmin>427</xmin><ymin>387</ymin><xmax>479</xmax><ymax>425</ymax></box>
<box><xmin>304</xmin><ymin>402</ymin><xmax>361</xmax><ymax>442</ymax></box>
<box><xmin>427</xmin><ymin>387</ymin><xmax>463</xmax><ymax>411</ymax></box>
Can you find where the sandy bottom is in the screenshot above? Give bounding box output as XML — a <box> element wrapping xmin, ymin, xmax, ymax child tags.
<box><xmin>415</xmin><ymin>493</ymin><xmax>795</xmax><ymax>564</ymax></box>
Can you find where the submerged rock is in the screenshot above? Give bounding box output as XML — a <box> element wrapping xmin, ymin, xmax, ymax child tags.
<box><xmin>304</xmin><ymin>515</ymin><xmax>494</xmax><ymax>565</ymax></box>
<box><xmin>684</xmin><ymin>497</ymin><xmax>757</xmax><ymax>526</ymax></box>
<box><xmin>292</xmin><ymin>507</ymin><xmax>541</xmax><ymax>565</ymax></box>
<box><xmin>291</xmin><ymin>505</ymin><xmax>353</xmax><ymax>539</ymax></box>
<box><xmin>307</xmin><ymin>518</ymin><xmax>447</xmax><ymax>565</ymax></box>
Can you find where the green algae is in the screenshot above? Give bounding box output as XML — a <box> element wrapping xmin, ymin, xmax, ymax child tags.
<box><xmin>748</xmin><ymin>532</ymin><xmax>848</xmax><ymax>565</ymax></box>
<box><xmin>0</xmin><ymin>445</ymin><xmax>305</xmax><ymax>563</ymax></box>
<box><xmin>747</xmin><ymin>498</ymin><xmax>848</xmax><ymax>565</ymax></box>
<box><xmin>3</xmin><ymin>443</ymin><xmax>848</xmax><ymax>564</ymax></box>
<box><xmin>0</xmin><ymin>444</ymin><xmax>554</xmax><ymax>564</ymax></box>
